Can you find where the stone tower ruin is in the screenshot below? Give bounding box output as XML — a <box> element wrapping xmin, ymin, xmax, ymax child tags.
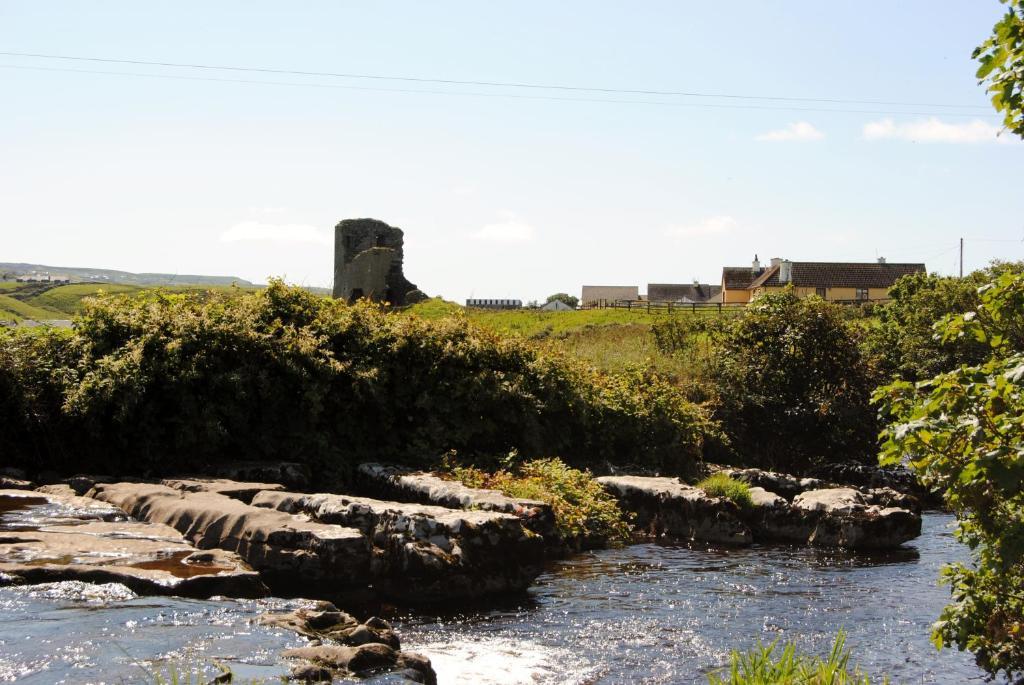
<box><xmin>332</xmin><ymin>218</ymin><xmax>423</xmax><ymax>306</ymax></box>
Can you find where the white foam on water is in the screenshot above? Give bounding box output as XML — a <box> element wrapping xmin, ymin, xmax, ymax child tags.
<box><xmin>408</xmin><ymin>635</ymin><xmax>594</xmax><ymax>685</ymax></box>
<box><xmin>8</xmin><ymin>580</ymin><xmax>138</xmax><ymax>603</ymax></box>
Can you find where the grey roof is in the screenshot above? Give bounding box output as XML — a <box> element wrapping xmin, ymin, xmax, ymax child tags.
<box><xmin>647</xmin><ymin>283</ymin><xmax>723</xmax><ymax>302</ymax></box>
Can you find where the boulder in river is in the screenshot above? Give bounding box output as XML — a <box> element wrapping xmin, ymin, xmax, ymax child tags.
<box><xmin>283</xmin><ymin>643</ymin><xmax>436</xmax><ymax>684</ymax></box>
<box><xmin>596</xmin><ymin>476</ymin><xmax>753</xmax><ymax>545</ymax></box>
<box><xmin>791</xmin><ymin>487</ymin><xmax>922</xmax><ymax>549</ymax></box>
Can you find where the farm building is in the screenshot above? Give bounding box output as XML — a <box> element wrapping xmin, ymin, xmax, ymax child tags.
<box><xmin>647</xmin><ymin>282</ymin><xmax>722</xmax><ymax>303</ymax></box>
<box><xmin>466</xmin><ymin>298</ymin><xmax>522</xmax><ymax>310</ymax></box>
<box><xmin>580</xmin><ymin>285</ymin><xmax>639</xmax><ymax>307</ymax></box>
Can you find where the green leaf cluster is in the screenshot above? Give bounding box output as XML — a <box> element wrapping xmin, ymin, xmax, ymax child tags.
<box><xmin>875</xmin><ymin>271</ymin><xmax>1024</xmax><ymax>681</ymax></box>
<box><xmin>974</xmin><ymin>0</ymin><xmax>1024</xmax><ymax>138</ymax></box>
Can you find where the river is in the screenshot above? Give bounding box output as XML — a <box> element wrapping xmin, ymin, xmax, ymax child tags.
<box><xmin>0</xmin><ymin>512</ymin><xmax>984</xmax><ymax>683</ymax></box>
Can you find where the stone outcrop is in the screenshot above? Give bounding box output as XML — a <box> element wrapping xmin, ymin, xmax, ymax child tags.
<box><xmin>333</xmin><ymin>218</ymin><xmax>422</xmax><ymax>306</ymax></box>
<box><xmin>790</xmin><ymin>487</ymin><xmax>921</xmax><ymax>549</ymax></box>
<box><xmin>284</xmin><ymin>644</ymin><xmax>435</xmax><ymax>684</ymax></box>
<box><xmin>161</xmin><ymin>478</ymin><xmax>286</xmax><ymax>504</ymax></box>
<box><xmin>594</xmin><ymin>476</ymin><xmax>922</xmax><ymax>550</ymax></box>
<box><xmin>205</xmin><ymin>461</ymin><xmax>312</xmax><ymax>491</ymax></box>
<box><xmin>596</xmin><ymin>476</ymin><xmax>753</xmax><ymax>545</ymax></box>
<box><xmin>262</xmin><ymin>601</ymin><xmax>434</xmax><ymax>683</ymax></box>
<box><xmin>86</xmin><ymin>483</ymin><xmax>372</xmax><ymax>591</ymax></box>
<box><xmin>714</xmin><ymin>467</ymin><xmax>831</xmax><ymax>501</ymax></box>
<box><xmin>251</xmin><ymin>490</ymin><xmax>545</xmax><ymax>601</ymax></box>
<box><xmin>258</xmin><ymin>600</ymin><xmax>399</xmax><ymax>648</ymax></box>
<box><xmin>0</xmin><ymin>489</ymin><xmax>264</xmax><ymax>598</ymax></box>
<box><xmin>716</xmin><ymin>463</ymin><xmax>933</xmax><ymax>505</ymax></box>
<box><xmin>356</xmin><ymin>463</ymin><xmax>556</xmax><ymax>539</ymax></box>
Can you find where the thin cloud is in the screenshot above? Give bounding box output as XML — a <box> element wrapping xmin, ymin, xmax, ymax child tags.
<box><xmin>665</xmin><ymin>215</ymin><xmax>737</xmax><ymax>239</ymax></box>
<box><xmin>862</xmin><ymin>117</ymin><xmax>1008</xmax><ymax>144</ymax></box>
<box><xmin>755</xmin><ymin>121</ymin><xmax>825</xmax><ymax>142</ymax></box>
<box><xmin>221</xmin><ymin>221</ymin><xmax>331</xmax><ymax>245</ymax></box>
<box><xmin>472</xmin><ymin>217</ymin><xmax>536</xmax><ymax>244</ymax></box>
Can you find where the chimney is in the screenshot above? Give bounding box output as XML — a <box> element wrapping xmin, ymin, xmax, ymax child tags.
<box><xmin>877</xmin><ymin>256</ymin><xmax>886</xmax><ymax>264</ymax></box>
<box><xmin>779</xmin><ymin>259</ymin><xmax>793</xmax><ymax>283</ymax></box>
<box><xmin>770</xmin><ymin>257</ymin><xmax>782</xmax><ymax>268</ymax></box>
<box><xmin>752</xmin><ymin>254</ymin><xmax>761</xmax><ymax>273</ymax></box>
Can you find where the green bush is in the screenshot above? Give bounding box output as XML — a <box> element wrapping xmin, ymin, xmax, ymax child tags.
<box><xmin>704</xmin><ymin>291</ymin><xmax>878</xmax><ymax>473</ymax></box>
<box><xmin>863</xmin><ymin>263</ymin><xmax>1024</xmax><ymax>383</ymax></box>
<box><xmin>708</xmin><ymin>631</ymin><xmax>884</xmax><ymax>684</ymax></box>
<box><xmin>875</xmin><ymin>271</ymin><xmax>1024</xmax><ymax>681</ymax></box>
<box><xmin>697</xmin><ymin>474</ymin><xmax>752</xmax><ymax>509</ymax></box>
<box><xmin>0</xmin><ymin>281</ymin><xmax>714</xmax><ymax>480</ymax></box>
<box><xmin>444</xmin><ymin>456</ymin><xmax>633</xmax><ymax>546</ymax></box>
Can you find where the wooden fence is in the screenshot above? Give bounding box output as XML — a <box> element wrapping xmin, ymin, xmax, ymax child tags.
<box><xmin>579</xmin><ymin>298</ymin><xmax>891</xmax><ymax>313</ymax></box>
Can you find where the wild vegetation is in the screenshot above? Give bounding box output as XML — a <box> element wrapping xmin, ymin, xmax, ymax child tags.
<box><xmin>707</xmin><ymin>631</ymin><xmax>884</xmax><ymax>685</ymax></box>
<box><xmin>697</xmin><ymin>474</ymin><xmax>753</xmax><ymax>509</ymax></box>
<box><xmin>876</xmin><ymin>271</ymin><xmax>1024</xmax><ymax>681</ymax></box>
<box><xmin>443</xmin><ymin>456</ymin><xmax>633</xmax><ymax>546</ymax></box>
<box><xmin>0</xmin><ymin>281</ymin><xmax>713</xmax><ymax>480</ymax></box>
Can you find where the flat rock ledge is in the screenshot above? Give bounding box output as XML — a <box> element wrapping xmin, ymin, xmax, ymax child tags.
<box><xmin>0</xmin><ymin>489</ymin><xmax>265</xmax><ymax>598</ymax></box>
<box><xmin>252</xmin><ymin>490</ymin><xmax>544</xmax><ymax>601</ymax></box>
<box><xmin>86</xmin><ymin>483</ymin><xmax>372</xmax><ymax>591</ymax></box>
<box><xmin>596</xmin><ymin>476</ymin><xmax>752</xmax><ymax>545</ymax></box>
<box><xmin>597</xmin><ymin>477</ymin><xmax>921</xmax><ymax>550</ymax></box>
<box><xmin>356</xmin><ymin>463</ymin><xmax>556</xmax><ymax>540</ymax></box>
<box><xmin>161</xmin><ymin>478</ymin><xmax>287</xmax><ymax>504</ymax></box>
<box><xmin>718</xmin><ymin>466</ymin><xmax>922</xmax><ymax>514</ymax></box>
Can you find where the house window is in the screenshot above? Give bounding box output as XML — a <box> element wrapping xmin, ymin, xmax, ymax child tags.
<box><xmin>856</xmin><ymin>288</ymin><xmax>869</xmax><ymax>301</ymax></box>
<box><xmin>815</xmin><ymin>287</ymin><xmax>826</xmax><ymax>299</ymax></box>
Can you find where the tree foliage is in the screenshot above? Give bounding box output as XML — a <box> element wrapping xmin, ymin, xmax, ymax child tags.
<box><xmin>875</xmin><ymin>271</ymin><xmax>1024</xmax><ymax>681</ymax></box>
<box><xmin>974</xmin><ymin>0</ymin><xmax>1024</xmax><ymax>138</ymax></box>
<box><xmin>0</xmin><ymin>281</ymin><xmax>714</xmax><ymax>480</ymax></box>
<box><xmin>701</xmin><ymin>291</ymin><xmax>878</xmax><ymax>472</ymax></box>
<box><xmin>545</xmin><ymin>292</ymin><xmax>579</xmax><ymax>308</ymax></box>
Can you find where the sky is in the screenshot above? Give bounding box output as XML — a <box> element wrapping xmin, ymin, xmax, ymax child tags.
<box><xmin>2</xmin><ymin>1</ymin><xmax>1022</xmax><ymax>302</ymax></box>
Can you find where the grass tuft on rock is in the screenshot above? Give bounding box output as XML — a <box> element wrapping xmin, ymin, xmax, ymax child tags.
<box><xmin>697</xmin><ymin>473</ymin><xmax>753</xmax><ymax>509</ymax></box>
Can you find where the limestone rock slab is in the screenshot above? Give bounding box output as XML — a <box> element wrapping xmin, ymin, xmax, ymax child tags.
<box><xmin>596</xmin><ymin>475</ymin><xmax>752</xmax><ymax>545</ymax></box>
<box><xmin>86</xmin><ymin>483</ymin><xmax>372</xmax><ymax>588</ymax></box>
<box><xmin>252</xmin><ymin>490</ymin><xmax>544</xmax><ymax>601</ymax></box>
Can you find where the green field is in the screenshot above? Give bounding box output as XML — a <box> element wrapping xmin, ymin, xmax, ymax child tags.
<box><xmin>404</xmin><ymin>298</ymin><xmax>736</xmax><ymax>378</ymax></box>
<box><xmin>0</xmin><ymin>281</ymin><xmax>264</xmax><ymax>321</ymax></box>
<box><xmin>407</xmin><ymin>297</ymin><xmax>737</xmax><ymax>338</ymax></box>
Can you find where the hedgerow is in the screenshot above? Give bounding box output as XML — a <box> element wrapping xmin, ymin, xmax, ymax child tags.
<box><xmin>0</xmin><ymin>281</ymin><xmax>714</xmax><ymax>481</ymax></box>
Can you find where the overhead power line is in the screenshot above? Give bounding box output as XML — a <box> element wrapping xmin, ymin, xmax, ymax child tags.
<box><xmin>0</xmin><ymin>63</ymin><xmax>1002</xmax><ymax>118</ymax></box>
<box><xmin>0</xmin><ymin>50</ymin><xmax>993</xmax><ymax>110</ymax></box>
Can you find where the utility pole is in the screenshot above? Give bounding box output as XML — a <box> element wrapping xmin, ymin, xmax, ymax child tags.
<box><xmin>959</xmin><ymin>238</ymin><xmax>964</xmax><ymax>278</ymax></box>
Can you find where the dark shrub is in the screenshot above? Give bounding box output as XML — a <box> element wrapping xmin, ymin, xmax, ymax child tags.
<box><xmin>0</xmin><ymin>281</ymin><xmax>714</xmax><ymax>481</ymax></box>
<box><xmin>705</xmin><ymin>291</ymin><xmax>878</xmax><ymax>473</ymax></box>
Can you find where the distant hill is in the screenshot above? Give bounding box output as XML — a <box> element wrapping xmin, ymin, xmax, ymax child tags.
<box><xmin>0</xmin><ymin>262</ymin><xmax>255</xmax><ymax>287</ymax></box>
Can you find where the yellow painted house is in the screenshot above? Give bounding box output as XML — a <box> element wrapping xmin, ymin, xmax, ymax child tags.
<box><xmin>721</xmin><ymin>256</ymin><xmax>925</xmax><ymax>303</ymax></box>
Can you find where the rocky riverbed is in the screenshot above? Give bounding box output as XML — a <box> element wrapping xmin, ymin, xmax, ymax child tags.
<box><xmin>0</xmin><ymin>464</ymin><xmax>936</xmax><ymax>682</ymax></box>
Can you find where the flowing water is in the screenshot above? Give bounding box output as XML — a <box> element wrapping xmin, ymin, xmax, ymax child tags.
<box><xmin>0</xmin><ymin>512</ymin><xmax>984</xmax><ymax>684</ymax></box>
